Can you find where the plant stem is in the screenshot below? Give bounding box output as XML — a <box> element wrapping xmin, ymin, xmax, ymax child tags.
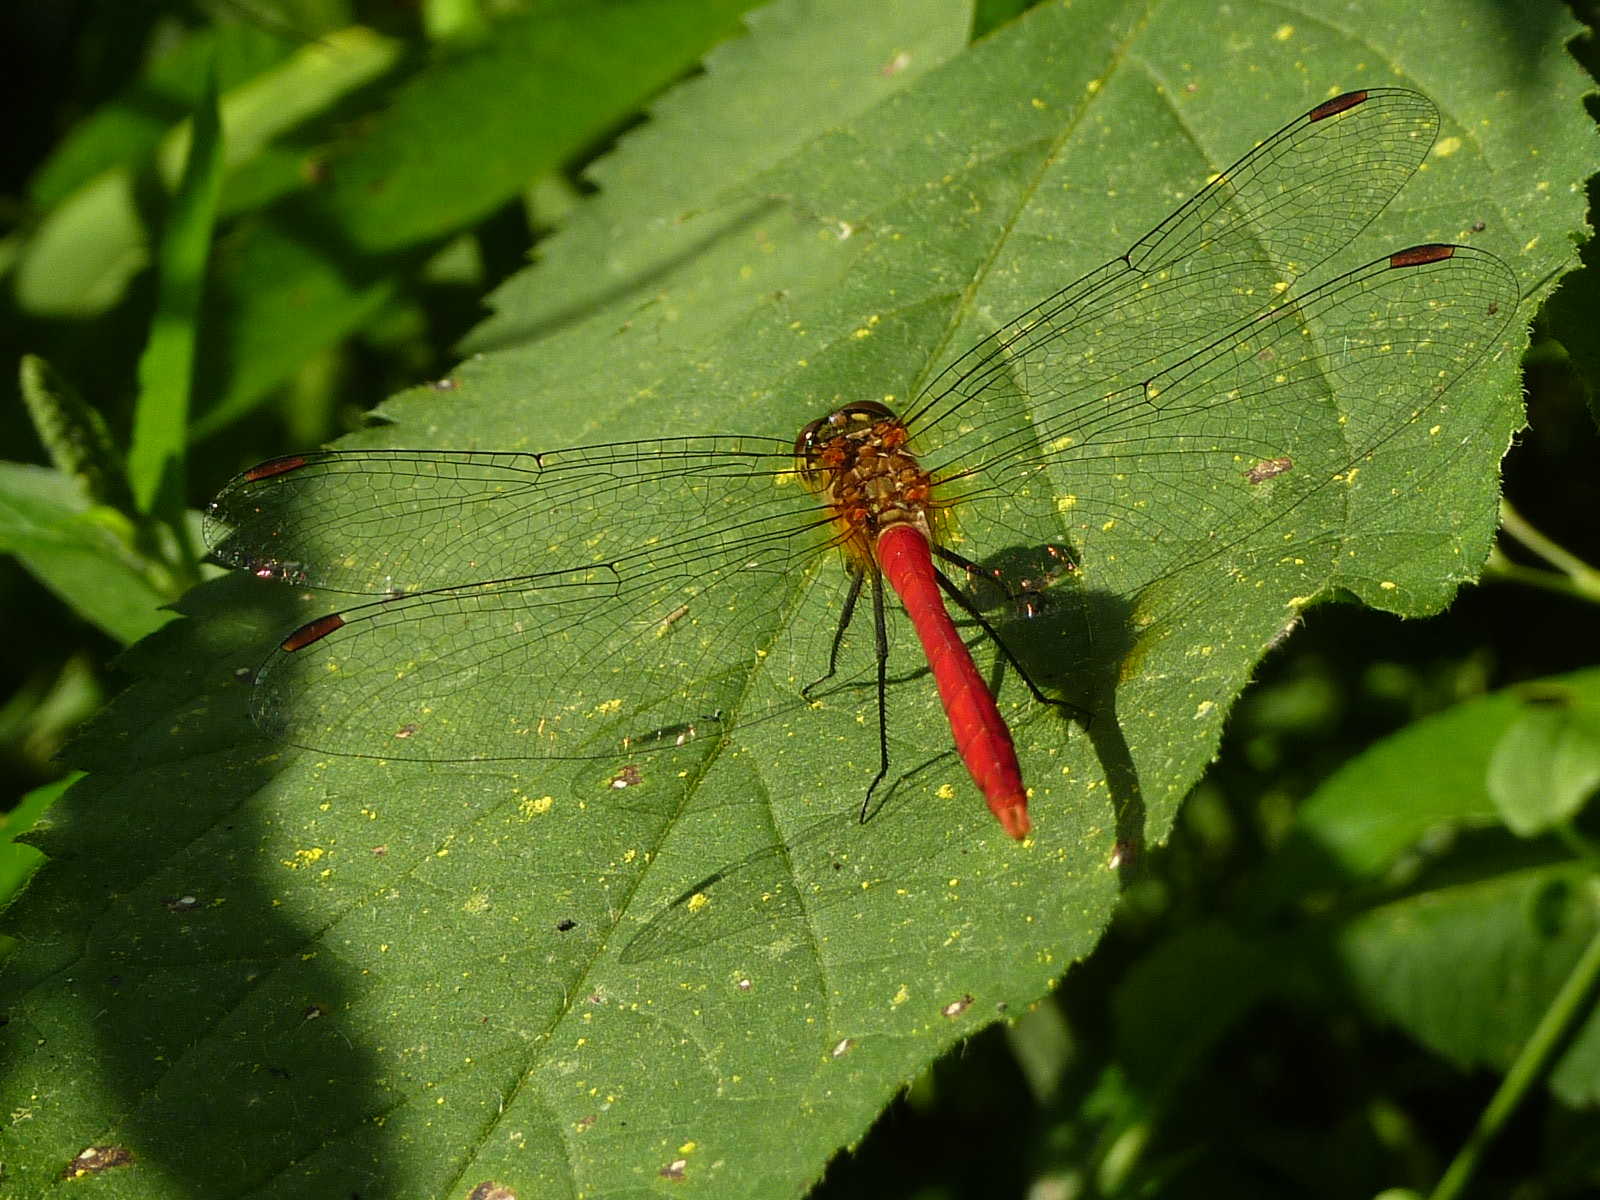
<box><xmin>1493</xmin><ymin>501</ymin><xmax>1600</xmax><ymax>603</ymax></box>
<box><xmin>1430</xmin><ymin>881</ymin><xmax>1600</xmax><ymax>1200</ymax></box>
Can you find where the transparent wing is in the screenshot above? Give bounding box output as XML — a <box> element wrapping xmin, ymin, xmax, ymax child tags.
<box><xmin>927</xmin><ymin>245</ymin><xmax>1517</xmax><ymax>597</ymax></box>
<box><xmin>205</xmin><ymin>440</ymin><xmax>856</xmax><ymax>762</ymax></box>
<box><xmin>207</xmin><ymin>437</ymin><xmax>797</xmax><ymax>594</ymax></box>
<box><xmin>906</xmin><ymin>88</ymin><xmax>1442</xmax><ymax>441</ymax></box>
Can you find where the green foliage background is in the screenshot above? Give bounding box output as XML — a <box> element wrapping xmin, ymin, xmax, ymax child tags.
<box><xmin>2</xmin><ymin>1</ymin><xmax>1600</xmax><ymax>1198</ymax></box>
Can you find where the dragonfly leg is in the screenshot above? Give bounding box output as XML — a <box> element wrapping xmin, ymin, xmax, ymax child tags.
<box><xmin>860</xmin><ymin>568</ymin><xmax>892</xmax><ymax>824</ymax></box>
<box><xmin>802</xmin><ymin>566</ymin><xmax>866</xmax><ymax>700</ymax></box>
<box><xmin>934</xmin><ymin>544</ymin><xmax>1078</xmax><ymax>608</ymax></box>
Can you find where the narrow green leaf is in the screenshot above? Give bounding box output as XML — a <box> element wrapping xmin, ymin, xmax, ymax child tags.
<box><xmin>17</xmin><ymin>355</ymin><xmax>135</xmax><ymax>514</ymax></box>
<box><xmin>128</xmin><ymin>65</ymin><xmax>225</xmax><ymax>522</ymax></box>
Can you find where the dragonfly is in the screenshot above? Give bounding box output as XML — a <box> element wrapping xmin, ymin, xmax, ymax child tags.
<box><xmin>206</xmin><ymin>88</ymin><xmax>1517</xmax><ymax>840</ymax></box>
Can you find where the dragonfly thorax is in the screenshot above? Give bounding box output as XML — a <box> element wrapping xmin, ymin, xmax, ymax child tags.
<box><xmin>794</xmin><ymin>401</ymin><xmax>936</xmax><ymax>564</ymax></box>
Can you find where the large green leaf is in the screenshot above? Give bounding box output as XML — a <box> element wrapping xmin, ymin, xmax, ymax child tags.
<box><xmin>3</xmin><ymin>3</ymin><xmax>1591</xmax><ymax>1199</ymax></box>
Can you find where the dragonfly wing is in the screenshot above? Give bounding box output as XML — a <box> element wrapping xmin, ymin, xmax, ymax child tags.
<box><xmin>931</xmin><ymin>245</ymin><xmax>1518</xmax><ymax>599</ymax></box>
<box><xmin>206</xmin><ymin>438</ymin><xmax>796</xmax><ymax>595</ymax></box>
<box><xmin>219</xmin><ymin>442</ymin><xmax>843</xmax><ymax>763</ymax></box>
<box><xmin>908</xmin><ymin>89</ymin><xmax>1441</xmax><ymax>445</ymax></box>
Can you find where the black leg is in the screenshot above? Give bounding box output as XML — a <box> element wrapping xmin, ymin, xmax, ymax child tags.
<box><xmin>861</xmin><ymin>568</ymin><xmax>891</xmax><ymax>824</ymax></box>
<box><xmin>934</xmin><ymin>543</ymin><xmax>1077</xmax><ymax>603</ymax></box>
<box><xmin>803</xmin><ymin>567</ymin><xmax>865</xmax><ymax>700</ymax></box>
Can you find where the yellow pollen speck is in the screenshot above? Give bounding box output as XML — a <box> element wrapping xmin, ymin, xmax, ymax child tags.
<box><xmin>1048</xmin><ymin>433</ymin><xmax>1076</xmax><ymax>452</ymax></box>
<box><xmin>1275</xmin><ymin>23</ymin><xmax>1294</xmax><ymax>39</ymax></box>
<box><xmin>936</xmin><ymin>783</ymin><xmax>955</xmax><ymax>799</ymax></box>
<box><xmin>1101</xmin><ymin>519</ymin><xmax>1116</xmax><ymax>532</ymax></box>
<box><xmin>687</xmin><ymin>892</ymin><xmax>710</xmax><ymax>913</ymax></box>
<box><xmin>679</xmin><ymin>1141</ymin><xmax>697</xmax><ymax>1155</ymax></box>
<box><xmin>1380</xmin><ymin>581</ymin><xmax>1397</xmax><ymax>590</ymax></box>
<box><xmin>1429</xmin><ymin>424</ymin><xmax>1442</xmax><ymax>435</ymax></box>
<box><xmin>1032</xmin><ymin>97</ymin><xmax>1046</xmax><ymax>109</ymax></box>
<box><xmin>595</xmin><ymin>698</ymin><xmax>622</xmax><ymax>715</ymax></box>
<box><xmin>285</xmin><ymin>847</ymin><xmax>325</xmax><ymax>870</ymax></box>
<box><xmin>740</xmin><ymin>265</ymin><xmax>752</xmax><ymax>280</ymax></box>
<box><xmin>520</xmin><ymin>795</ymin><xmax>554</xmax><ymax>817</ymax></box>
<box><xmin>1196</xmin><ymin>700</ymin><xmax>1214</xmax><ymax>719</ymax></box>
<box><xmin>891</xmin><ymin>984</ymin><xmax>911</xmax><ymax>1006</ymax></box>
<box><xmin>1057</xmin><ymin>494</ymin><xmax>1078</xmax><ymax>511</ymax></box>
<box><xmin>1434</xmin><ymin>135</ymin><xmax>1462</xmax><ymax>158</ymax></box>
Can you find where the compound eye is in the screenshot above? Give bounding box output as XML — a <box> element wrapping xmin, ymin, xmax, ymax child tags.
<box><xmin>793</xmin><ymin>417</ymin><xmax>827</xmax><ymax>459</ymax></box>
<box><xmin>842</xmin><ymin>400</ymin><xmax>894</xmax><ymax>422</ymax></box>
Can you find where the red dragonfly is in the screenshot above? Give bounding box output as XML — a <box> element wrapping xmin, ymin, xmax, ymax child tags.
<box><xmin>206</xmin><ymin>89</ymin><xmax>1516</xmax><ymax>839</ymax></box>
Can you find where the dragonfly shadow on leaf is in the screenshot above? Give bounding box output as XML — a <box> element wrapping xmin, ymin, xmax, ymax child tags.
<box><xmin>946</xmin><ymin>540</ymin><xmax>1144</xmax><ymax>876</ymax></box>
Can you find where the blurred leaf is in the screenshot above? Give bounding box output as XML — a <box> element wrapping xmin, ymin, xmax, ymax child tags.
<box><xmin>193</xmin><ymin>0</ymin><xmax>765</xmax><ymax>431</ymax></box>
<box><xmin>1251</xmin><ymin>669</ymin><xmax>1600</xmax><ymax>1111</ymax></box>
<box><xmin>1337</xmin><ymin>866</ymin><xmax>1600</xmax><ymax>1108</ymax></box>
<box><xmin>11</xmin><ymin>25</ymin><xmax>401</xmax><ymax>321</ymax></box>
<box><xmin>1260</xmin><ymin>669</ymin><xmax>1600</xmax><ymax>908</ymax></box>
<box><xmin>0</xmin><ymin>776</ymin><xmax>74</xmax><ymax>933</ymax></box>
<box><xmin>0</xmin><ymin>657</ymin><xmax>101</xmax><ymax>782</ymax></box>
<box><xmin>167</xmin><ymin>26</ymin><xmax>404</xmax><ymax>216</ymax></box>
<box><xmin>13</xmin><ymin>168</ymin><xmax>151</xmax><ymax>319</ymax></box>
<box><xmin>2</xmin><ymin>3</ymin><xmax>1593</xmax><ymax>1199</ymax></box>
<box><xmin>1487</xmin><ymin>691</ymin><xmax>1600</xmax><ymax>836</ymax></box>
<box><xmin>327</xmin><ymin>0</ymin><xmax>757</xmax><ymax>253</ymax></box>
<box><xmin>26</xmin><ymin>24</ymin><xmax>298</xmax><ymax>210</ymax></box>
<box><xmin>0</xmin><ymin>463</ymin><xmax>182</xmax><ymax>644</ymax></box>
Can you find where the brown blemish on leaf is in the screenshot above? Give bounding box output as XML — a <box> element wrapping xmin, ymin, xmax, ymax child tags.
<box><xmin>61</xmin><ymin>1145</ymin><xmax>133</xmax><ymax>1179</ymax></box>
